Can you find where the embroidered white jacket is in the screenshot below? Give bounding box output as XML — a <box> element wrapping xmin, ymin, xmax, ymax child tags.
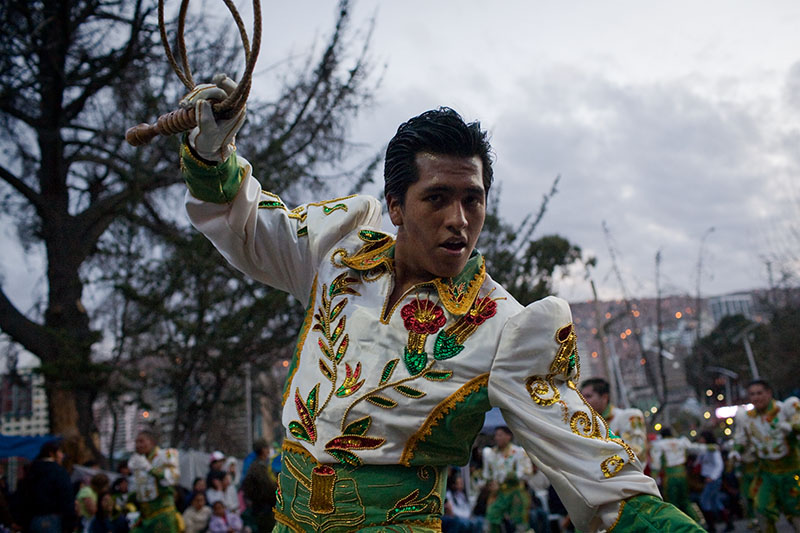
<box><xmin>185</xmin><ymin>156</ymin><xmax>661</xmax><ymax>531</ymax></box>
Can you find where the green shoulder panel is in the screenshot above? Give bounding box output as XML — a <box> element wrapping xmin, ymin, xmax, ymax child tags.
<box><xmin>610</xmin><ymin>494</ymin><xmax>704</xmax><ymax>532</ymax></box>
<box><xmin>403</xmin><ymin>376</ymin><xmax>491</xmax><ymax>466</ymax></box>
<box><xmin>180</xmin><ymin>140</ymin><xmax>243</xmax><ymax>203</ymax></box>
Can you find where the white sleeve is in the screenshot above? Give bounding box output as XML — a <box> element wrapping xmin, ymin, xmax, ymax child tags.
<box><xmin>186</xmin><ymin>163</ymin><xmax>383</xmax><ymax>302</ymax></box>
<box><xmin>487</xmin><ymin>296</ymin><xmax>660</xmax><ymax>532</ymax></box>
<box><xmin>159</xmin><ymin>448</ymin><xmax>179</xmax><ymax>487</ymax></box>
<box><xmin>783</xmin><ymin>397</ymin><xmax>800</xmax><ymax>432</ymax></box>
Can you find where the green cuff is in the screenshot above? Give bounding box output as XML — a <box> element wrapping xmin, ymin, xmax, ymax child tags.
<box><xmin>610</xmin><ymin>494</ymin><xmax>703</xmax><ymax>532</ymax></box>
<box><xmin>180</xmin><ymin>138</ymin><xmax>243</xmax><ymax>203</ymax></box>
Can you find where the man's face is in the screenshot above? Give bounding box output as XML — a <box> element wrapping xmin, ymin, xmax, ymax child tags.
<box><xmin>581</xmin><ymin>385</ymin><xmax>609</xmax><ymax>414</ymax></box>
<box><xmin>748</xmin><ymin>384</ymin><xmax>772</xmax><ymax>411</ymax></box>
<box><xmin>388</xmin><ymin>153</ymin><xmax>485</xmax><ymax>284</ymax></box>
<box><xmin>494</xmin><ymin>429</ymin><xmax>512</xmax><ymax>448</ymax></box>
<box><xmin>135</xmin><ymin>434</ymin><xmax>154</xmax><ymax>455</ymax></box>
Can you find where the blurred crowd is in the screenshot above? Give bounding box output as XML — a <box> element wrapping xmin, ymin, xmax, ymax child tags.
<box><xmin>0</xmin><ymin>434</ymin><xmax>278</xmax><ymax>533</ymax></box>
<box><xmin>0</xmin><ymin>377</ymin><xmax>797</xmax><ymax>533</ymax></box>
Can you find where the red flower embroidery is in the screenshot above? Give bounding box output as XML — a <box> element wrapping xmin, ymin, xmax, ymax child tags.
<box><xmin>464</xmin><ymin>296</ymin><xmax>498</xmax><ymax>325</ymax></box>
<box><xmin>401</xmin><ymin>299</ymin><xmax>446</xmax><ymax>334</ymax></box>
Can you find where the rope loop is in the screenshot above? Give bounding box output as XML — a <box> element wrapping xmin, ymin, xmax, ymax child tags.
<box><xmin>158</xmin><ymin>0</ymin><xmax>261</xmax><ymax>118</ymax></box>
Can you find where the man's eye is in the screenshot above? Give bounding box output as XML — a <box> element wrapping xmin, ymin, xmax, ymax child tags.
<box><xmin>426</xmin><ymin>194</ymin><xmax>443</xmax><ymax>203</ymax></box>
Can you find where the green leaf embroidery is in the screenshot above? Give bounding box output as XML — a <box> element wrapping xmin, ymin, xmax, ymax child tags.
<box><xmin>366</xmin><ymin>395</ymin><xmax>398</xmax><ymax>409</ymax></box>
<box><xmin>394</xmin><ymin>385</ymin><xmax>426</xmax><ymax>398</ymax></box>
<box><xmin>326</xmin><ymin>448</ymin><xmax>361</xmax><ymax>467</ymax></box>
<box><xmin>380</xmin><ymin>359</ymin><xmax>399</xmax><ymax>385</ymax></box>
<box><xmin>423</xmin><ymin>370</ymin><xmax>453</xmax><ymax>381</ymax></box>
<box><xmin>343</xmin><ymin>416</ymin><xmax>371</xmax><ymax>436</ymax></box>
<box><xmin>288</xmin><ymin>421</ymin><xmax>310</xmax><ymax>442</ymax></box>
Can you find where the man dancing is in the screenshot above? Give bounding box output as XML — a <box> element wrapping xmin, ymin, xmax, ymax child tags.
<box><xmin>482</xmin><ymin>426</ymin><xmax>531</xmax><ymax>532</ymax></box>
<box><xmin>580</xmin><ymin>377</ymin><xmax>647</xmax><ymax>461</ymax></box>
<box><xmin>128</xmin><ymin>430</ymin><xmax>181</xmax><ymax>533</ymax></box>
<box><xmin>178</xmin><ymin>77</ymin><xmax>703</xmax><ymax>531</ymax></box>
<box><xmin>733</xmin><ymin>380</ymin><xmax>800</xmax><ymax>533</ymax></box>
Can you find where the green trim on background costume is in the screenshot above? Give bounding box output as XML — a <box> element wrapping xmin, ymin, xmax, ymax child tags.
<box><xmin>486</xmin><ymin>481</ymin><xmax>530</xmax><ymax>532</ymax></box>
<box><xmin>131</xmin><ymin>488</ymin><xmax>180</xmax><ymax>533</ymax></box>
<box><xmin>180</xmin><ymin>140</ymin><xmax>243</xmax><ymax>203</ymax></box>
<box><xmin>661</xmin><ymin>465</ymin><xmax>702</xmax><ymax>523</ymax></box>
<box><xmin>406</xmin><ymin>384</ymin><xmax>491</xmax><ymax>466</ymax></box>
<box><xmin>753</xmin><ymin>468</ymin><xmax>800</xmax><ymax>522</ymax></box>
<box><xmin>610</xmin><ymin>494</ymin><xmax>704</xmax><ymax>532</ymax></box>
<box><xmin>274</xmin><ymin>445</ymin><xmax>446</xmax><ymax>532</ymax></box>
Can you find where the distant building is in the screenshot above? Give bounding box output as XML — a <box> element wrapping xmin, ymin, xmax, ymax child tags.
<box><xmin>0</xmin><ymin>368</ymin><xmax>49</xmax><ymax>436</ymax></box>
<box><xmin>708</xmin><ymin>292</ymin><xmax>755</xmax><ymax>323</ymax></box>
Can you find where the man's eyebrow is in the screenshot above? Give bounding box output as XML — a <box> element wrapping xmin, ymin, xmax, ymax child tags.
<box><xmin>419</xmin><ymin>184</ymin><xmax>485</xmax><ymax>195</ymax></box>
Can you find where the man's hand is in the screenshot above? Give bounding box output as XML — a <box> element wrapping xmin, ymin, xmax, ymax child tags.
<box><xmin>180</xmin><ymin>74</ymin><xmax>246</xmax><ymax>162</ymax></box>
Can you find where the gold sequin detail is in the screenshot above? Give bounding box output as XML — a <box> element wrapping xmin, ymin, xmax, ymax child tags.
<box><xmin>432</xmin><ymin>259</ymin><xmax>486</xmax><ymax>315</ymax></box>
<box><xmin>601</xmin><ymin>455</ymin><xmax>625</xmax><ymax>478</ymax></box>
<box><xmin>282</xmin><ymin>277</ymin><xmax>318</xmax><ymax>406</ymax></box>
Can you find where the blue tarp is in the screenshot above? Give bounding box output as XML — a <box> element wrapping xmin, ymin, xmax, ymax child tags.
<box><xmin>0</xmin><ymin>434</ymin><xmax>58</xmax><ymax>460</ymax></box>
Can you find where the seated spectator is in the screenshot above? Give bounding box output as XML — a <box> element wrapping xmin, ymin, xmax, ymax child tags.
<box><xmin>219</xmin><ymin>473</ymin><xmax>239</xmax><ymax>513</ymax></box>
<box><xmin>88</xmin><ymin>492</ymin><xmax>114</xmax><ymax>533</ymax></box>
<box><xmin>208</xmin><ymin>501</ymin><xmax>242</xmax><ymax>533</ymax></box>
<box><xmin>206</xmin><ymin>471</ymin><xmax>227</xmax><ymax>507</ymax></box>
<box><xmin>183</xmin><ymin>492</ymin><xmax>212</xmax><ymax>533</ymax></box>
<box><xmin>77</xmin><ymin>474</ymin><xmax>110</xmax><ymax>532</ymax></box>
<box><xmin>442</xmin><ymin>471</ymin><xmax>483</xmax><ymax>533</ymax></box>
<box><xmin>184</xmin><ymin>478</ymin><xmax>207</xmax><ymax>511</ymax></box>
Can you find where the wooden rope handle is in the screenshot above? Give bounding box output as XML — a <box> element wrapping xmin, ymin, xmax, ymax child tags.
<box><xmin>125</xmin><ymin>107</ymin><xmax>196</xmax><ymax>147</ymax></box>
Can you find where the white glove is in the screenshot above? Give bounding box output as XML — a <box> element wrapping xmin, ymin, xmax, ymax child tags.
<box><xmin>180</xmin><ymin>73</ymin><xmax>246</xmax><ymax>162</ymax></box>
<box><xmin>727</xmin><ymin>450</ymin><xmax>741</xmax><ymax>462</ymax></box>
<box><xmin>778</xmin><ymin>421</ymin><xmax>792</xmax><ymax>434</ymax></box>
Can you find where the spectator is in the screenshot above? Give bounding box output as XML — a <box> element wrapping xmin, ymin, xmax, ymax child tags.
<box><xmin>442</xmin><ymin>470</ymin><xmax>483</xmax><ymax>533</ymax></box>
<box><xmin>696</xmin><ymin>431</ymin><xmax>728</xmax><ymax>531</ymax></box>
<box><xmin>182</xmin><ymin>492</ymin><xmax>212</xmax><ymax>533</ymax></box>
<box><xmin>206</xmin><ymin>452</ymin><xmax>225</xmax><ymax>488</ymax></box>
<box><xmin>207</xmin><ymin>501</ymin><xmax>242</xmax><ymax>533</ymax></box>
<box><xmin>77</xmin><ymin>474</ymin><xmax>111</xmax><ymax>533</ymax></box>
<box><xmin>184</xmin><ymin>478</ymin><xmax>207</xmax><ymax>511</ymax></box>
<box><xmin>88</xmin><ymin>492</ymin><xmax>114</xmax><ymax>533</ymax></box>
<box><xmin>206</xmin><ymin>471</ymin><xmax>226</xmax><ymax>507</ymax></box>
<box><xmin>14</xmin><ymin>439</ymin><xmax>76</xmax><ymax>533</ymax></box>
<box><xmin>241</xmin><ymin>439</ymin><xmax>276</xmax><ymax>533</ymax></box>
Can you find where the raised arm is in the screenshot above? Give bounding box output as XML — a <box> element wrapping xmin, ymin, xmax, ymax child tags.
<box><xmin>179</xmin><ymin>77</ymin><xmax>382</xmax><ymax>301</ymax></box>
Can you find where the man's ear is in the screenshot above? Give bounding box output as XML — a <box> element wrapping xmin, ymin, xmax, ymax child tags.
<box><xmin>386</xmin><ymin>194</ymin><xmax>404</xmax><ymax>226</ymax></box>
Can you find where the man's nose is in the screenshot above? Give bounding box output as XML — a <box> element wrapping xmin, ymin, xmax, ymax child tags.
<box><xmin>446</xmin><ymin>201</ymin><xmax>468</xmax><ymax>229</ymax></box>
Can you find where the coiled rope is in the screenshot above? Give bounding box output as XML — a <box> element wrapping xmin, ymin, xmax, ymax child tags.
<box><xmin>126</xmin><ymin>0</ymin><xmax>261</xmax><ymax>146</ymax></box>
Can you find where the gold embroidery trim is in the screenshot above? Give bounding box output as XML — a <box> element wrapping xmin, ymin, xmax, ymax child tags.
<box><xmin>607</xmin><ymin>499</ymin><xmax>626</xmax><ymax>531</ymax></box>
<box><xmin>273</xmin><ymin>510</ymin><xmax>306</xmax><ymax>533</ymax></box>
<box><xmin>400</xmin><ymin>373</ymin><xmax>490</xmax><ymax>466</ymax></box>
<box><xmin>282</xmin><ymin>277</ymin><xmax>318</xmax><ymax>406</ymax></box>
<box><xmin>282</xmin><ymin>440</ymin><xmax>316</xmax><ymax>461</ymax></box>
<box><xmin>432</xmin><ymin>259</ymin><xmax>486</xmax><ymax>315</ymax></box>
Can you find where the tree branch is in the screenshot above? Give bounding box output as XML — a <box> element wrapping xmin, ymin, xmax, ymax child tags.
<box><xmin>0</xmin><ymin>162</ymin><xmax>48</xmax><ymax>215</ymax></box>
<box><xmin>0</xmin><ymin>286</ymin><xmax>52</xmax><ymax>358</ymax></box>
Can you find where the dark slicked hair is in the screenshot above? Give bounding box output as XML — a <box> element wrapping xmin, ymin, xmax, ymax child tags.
<box><xmin>580</xmin><ymin>378</ymin><xmax>610</xmax><ymax>396</ymax></box>
<box><xmin>494</xmin><ymin>426</ymin><xmax>513</xmax><ymax>438</ymax></box>
<box><xmin>746</xmin><ymin>379</ymin><xmax>772</xmax><ymax>392</ymax></box>
<box><xmin>384</xmin><ymin>107</ymin><xmax>494</xmax><ymax>206</ymax></box>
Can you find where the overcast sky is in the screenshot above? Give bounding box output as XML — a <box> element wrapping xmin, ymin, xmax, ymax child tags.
<box><xmin>4</xmin><ymin>1</ymin><xmax>800</xmax><ymax>324</ymax></box>
<box><xmin>247</xmin><ymin>1</ymin><xmax>800</xmax><ymax>302</ymax></box>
